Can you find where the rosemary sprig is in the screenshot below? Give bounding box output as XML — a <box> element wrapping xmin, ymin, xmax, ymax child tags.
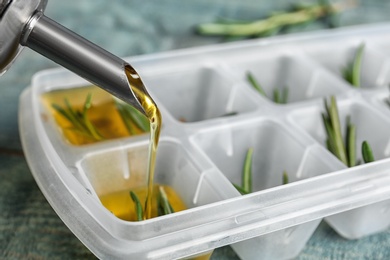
<box><xmin>247</xmin><ymin>72</ymin><xmax>266</xmax><ymax>97</ymax></box>
<box><xmin>115</xmin><ymin>99</ymin><xmax>150</xmax><ymax>134</ymax></box>
<box><xmin>273</xmin><ymin>87</ymin><xmax>289</xmax><ymax>104</ymax></box>
<box><xmin>242</xmin><ymin>148</ymin><xmax>253</xmax><ymax>194</ymax></box>
<box><xmin>322</xmin><ymin>96</ymin><xmax>348</xmax><ymax>165</ymax></box>
<box><xmin>346</xmin><ymin>116</ymin><xmax>356</xmax><ymax>167</ymax></box>
<box><xmin>221</xmin><ymin>112</ymin><xmax>238</xmax><ymax>117</ymax></box>
<box><xmin>362</xmin><ymin>141</ymin><xmax>375</xmax><ymax>163</ymax></box>
<box><xmin>130</xmin><ymin>191</ymin><xmax>144</xmax><ymax>221</ymax></box>
<box><xmin>342</xmin><ymin>43</ymin><xmax>365</xmax><ymax>87</ymax></box>
<box><xmin>283</xmin><ymin>171</ymin><xmax>289</xmax><ymax>185</ymax></box>
<box><xmin>233</xmin><ymin>148</ymin><xmax>253</xmax><ymax>195</ymax></box>
<box><xmin>233</xmin><ymin>183</ymin><xmax>249</xmax><ymax>195</ymax></box>
<box><xmin>247</xmin><ymin>72</ymin><xmax>289</xmax><ymax>104</ymax></box>
<box><xmin>158</xmin><ymin>186</ymin><xmax>175</xmax><ymax>216</ymax></box>
<box><xmin>52</xmin><ymin>94</ymin><xmax>104</xmax><ymax>141</ymax></box>
<box><xmin>234</xmin><ymin>150</ymin><xmax>290</xmax><ymax>193</ymax></box>
<box><xmin>322</xmin><ymin>96</ymin><xmax>375</xmax><ymax>166</ymax></box>
<box><xmin>196</xmin><ymin>1</ymin><xmax>340</xmax><ymax>38</ymax></box>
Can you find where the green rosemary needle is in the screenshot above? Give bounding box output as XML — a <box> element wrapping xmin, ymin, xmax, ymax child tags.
<box><xmin>247</xmin><ymin>72</ymin><xmax>267</xmax><ymax>97</ymax></box>
<box><xmin>346</xmin><ymin>116</ymin><xmax>356</xmax><ymax>167</ymax></box>
<box><xmin>115</xmin><ymin>99</ymin><xmax>150</xmax><ymax>134</ymax></box>
<box><xmin>273</xmin><ymin>88</ymin><xmax>289</xmax><ymax>104</ymax></box>
<box><xmin>247</xmin><ymin>72</ymin><xmax>289</xmax><ymax>104</ymax></box>
<box><xmin>322</xmin><ymin>96</ymin><xmax>375</xmax><ymax>166</ymax></box>
<box><xmin>343</xmin><ymin>43</ymin><xmax>365</xmax><ymax>87</ymax></box>
<box><xmin>242</xmin><ymin>148</ymin><xmax>253</xmax><ymax>194</ymax></box>
<box><xmin>233</xmin><ymin>183</ymin><xmax>249</xmax><ymax>195</ymax></box>
<box><xmin>283</xmin><ymin>171</ymin><xmax>289</xmax><ymax>185</ymax></box>
<box><xmin>362</xmin><ymin>141</ymin><xmax>375</xmax><ymax>163</ymax></box>
<box><xmin>52</xmin><ymin>94</ymin><xmax>104</xmax><ymax>141</ymax></box>
<box><xmin>233</xmin><ymin>148</ymin><xmax>253</xmax><ymax>194</ymax></box>
<box><xmin>158</xmin><ymin>186</ymin><xmax>174</xmax><ymax>216</ymax></box>
<box><xmin>221</xmin><ymin>112</ymin><xmax>238</xmax><ymax>117</ymax></box>
<box><xmin>130</xmin><ymin>191</ymin><xmax>143</xmax><ymax>221</ymax></box>
<box><xmin>327</xmin><ymin>96</ymin><xmax>348</xmax><ymax>165</ymax></box>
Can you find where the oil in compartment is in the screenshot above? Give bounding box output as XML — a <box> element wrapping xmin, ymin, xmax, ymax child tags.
<box><xmin>99</xmin><ymin>185</ymin><xmax>186</xmax><ymax>221</ymax></box>
<box><xmin>41</xmin><ymin>85</ymin><xmax>149</xmax><ymax>145</ymax></box>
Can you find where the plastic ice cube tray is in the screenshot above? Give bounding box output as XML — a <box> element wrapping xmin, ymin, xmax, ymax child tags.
<box><xmin>19</xmin><ymin>23</ymin><xmax>390</xmax><ymax>259</ymax></box>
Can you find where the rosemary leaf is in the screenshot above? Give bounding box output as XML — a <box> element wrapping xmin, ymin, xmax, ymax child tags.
<box><xmin>52</xmin><ymin>104</ymin><xmax>74</xmax><ymax>123</ymax></box>
<box><xmin>80</xmin><ymin>95</ymin><xmax>104</xmax><ymax>140</ymax></box>
<box><xmin>247</xmin><ymin>72</ymin><xmax>267</xmax><ymax>97</ymax></box>
<box><xmin>273</xmin><ymin>89</ymin><xmax>280</xmax><ymax>104</ymax></box>
<box><xmin>328</xmin><ymin>96</ymin><xmax>348</xmax><ymax>166</ymax></box>
<box><xmin>82</xmin><ymin>114</ymin><xmax>104</xmax><ymax>141</ymax></box>
<box><xmin>243</xmin><ymin>148</ymin><xmax>253</xmax><ymax>194</ymax></box>
<box><xmin>158</xmin><ymin>186</ymin><xmax>174</xmax><ymax>215</ymax></box>
<box><xmin>343</xmin><ymin>43</ymin><xmax>365</xmax><ymax>87</ymax></box>
<box><xmin>52</xmin><ymin>95</ymin><xmax>104</xmax><ymax>141</ymax></box>
<box><xmin>130</xmin><ymin>191</ymin><xmax>143</xmax><ymax>221</ymax></box>
<box><xmin>282</xmin><ymin>171</ymin><xmax>289</xmax><ymax>185</ymax></box>
<box><xmin>221</xmin><ymin>112</ymin><xmax>238</xmax><ymax>117</ymax></box>
<box><xmin>346</xmin><ymin>117</ymin><xmax>356</xmax><ymax>167</ymax></box>
<box><xmin>116</xmin><ymin>105</ymin><xmax>136</xmax><ymax>135</ymax></box>
<box><xmin>342</xmin><ymin>67</ymin><xmax>353</xmax><ymax>86</ymax></box>
<box><xmin>273</xmin><ymin>87</ymin><xmax>289</xmax><ymax>104</ymax></box>
<box><xmin>321</xmin><ymin>113</ymin><xmax>337</xmax><ymax>155</ymax></box>
<box><xmin>233</xmin><ymin>183</ymin><xmax>249</xmax><ymax>195</ymax></box>
<box><xmin>83</xmin><ymin>93</ymin><xmax>93</xmax><ymax>116</ymax></box>
<box><xmin>115</xmin><ymin>99</ymin><xmax>150</xmax><ymax>133</ymax></box>
<box><xmin>352</xmin><ymin>43</ymin><xmax>365</xmax><ymax>87</ymax></box>
<box><xmin>63</xmin><ymin>98</ymin><xmax>87</xmax><ymax>133</ymax></box>
<box><xmin>362</xmin><ymin>141</ymin><xmax>375</xmax><ymax>163</ymax></box>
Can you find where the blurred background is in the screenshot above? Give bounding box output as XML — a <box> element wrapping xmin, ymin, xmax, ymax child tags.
<box><xmin>2</xmin><ymin>0</ymin><xmax>390</xmax><ymax>259</ymax></box>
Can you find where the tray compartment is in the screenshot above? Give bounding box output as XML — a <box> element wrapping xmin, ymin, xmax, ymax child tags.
<box><xmin>143</xmin><ymin>65</ymin><xmax>259</xmax><ymax>123</ymax></box>
<box><xmin>191</xmin><ymin>119</ymin><xmax>339</xmax><ymax>259</ymax></box>
<box><xmin>192</xmin><ymin>119</ymin><xmax>338</xmax><ymax>190</ymax></box>
<box><xmin>304</xmin><ymin>41</ymin><xmax>390</xmax><ymax>89</ymax></box>
<box><xmin>290</xmin><ymin>98</ymin><xmax>390</xmax><ymax>238</ymax></box>
<box><xmin>290</xmin><ymin>98</ymin><xmax>390</xmax><ymax>162</ymax></box>
<box><xmin>40</xmin><ymin>85</ymin><xmax>149</xmax><ymax>146</ymax></box>
<box><xmin>226</xmin><ymin>51</ymin><xmax>348</xmax><ymax>104</ymax></box>
<box><xmin>77</xmin><ymin>139</ymin><xmax>232</xmax><ymax>220</ymax></box>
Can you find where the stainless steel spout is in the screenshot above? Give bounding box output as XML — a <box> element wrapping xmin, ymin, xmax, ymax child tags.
<box><xmin>0</xmin><ymin>0</ymin><xmax>148</xmax><ymax>115</ymax></box>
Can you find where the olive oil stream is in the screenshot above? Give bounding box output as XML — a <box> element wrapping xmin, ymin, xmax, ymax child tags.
<box><xmin>125</xmin><ymin>66</ymin><xmax>162</xmax><ymax>219</ymax></box>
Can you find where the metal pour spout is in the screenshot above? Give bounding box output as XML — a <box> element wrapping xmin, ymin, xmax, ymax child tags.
<box><xmin>0</xmin><ymin>0</ymin><xmax>148</xmax><ymax>115</ymax></box>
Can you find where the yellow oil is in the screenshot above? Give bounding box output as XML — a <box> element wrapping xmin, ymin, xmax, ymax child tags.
<box><xmin>100</xmin><ymin>184</ymin><xmax>186</xmax><ymax>221</ymax></box>
<box><xmin>189</xmin><ymin>252</ymin><xmax>213</xmax><ymax>260</ymax></box>
<box><xmin>125</xmin><ymin>65</ymin><xmax>162</xmax><ymax>220</ymax></box>
<box><xmin>41</xmin><ymin>85</ymin><xmax>147</xmax><ymax>145</ymax></box>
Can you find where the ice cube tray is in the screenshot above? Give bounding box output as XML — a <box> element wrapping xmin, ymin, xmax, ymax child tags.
<box><xmin>19</xmin><ymin>23</ymin><xmax>390</xmax><ymax>259</ymax></box>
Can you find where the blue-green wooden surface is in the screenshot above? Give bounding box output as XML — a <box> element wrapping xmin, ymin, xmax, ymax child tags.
<box><xmin>2</xmin><ymin>0</ymin><xmax>390</xmax><ymax>259</ymax></box>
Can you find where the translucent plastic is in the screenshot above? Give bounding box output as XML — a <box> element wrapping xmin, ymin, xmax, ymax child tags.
<box><xmin>19</xmin><ymin>23</ymin><xmax>390</xmax><ymax>259</ymax></box>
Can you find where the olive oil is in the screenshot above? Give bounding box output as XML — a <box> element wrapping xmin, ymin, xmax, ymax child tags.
<box><xmin>125</xmin><ymin>65</ymin><xmax>162</xmax><ymax>219</ymax></box>
<box><xmin>100</xmin><ymin>185</ymin><xmax>186</xmax><ymax>221</ymax></box>
<box><xmin>41</xmin><ymin>85</ymin><xmax>148</xmax><ymax>145</ymax></box>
